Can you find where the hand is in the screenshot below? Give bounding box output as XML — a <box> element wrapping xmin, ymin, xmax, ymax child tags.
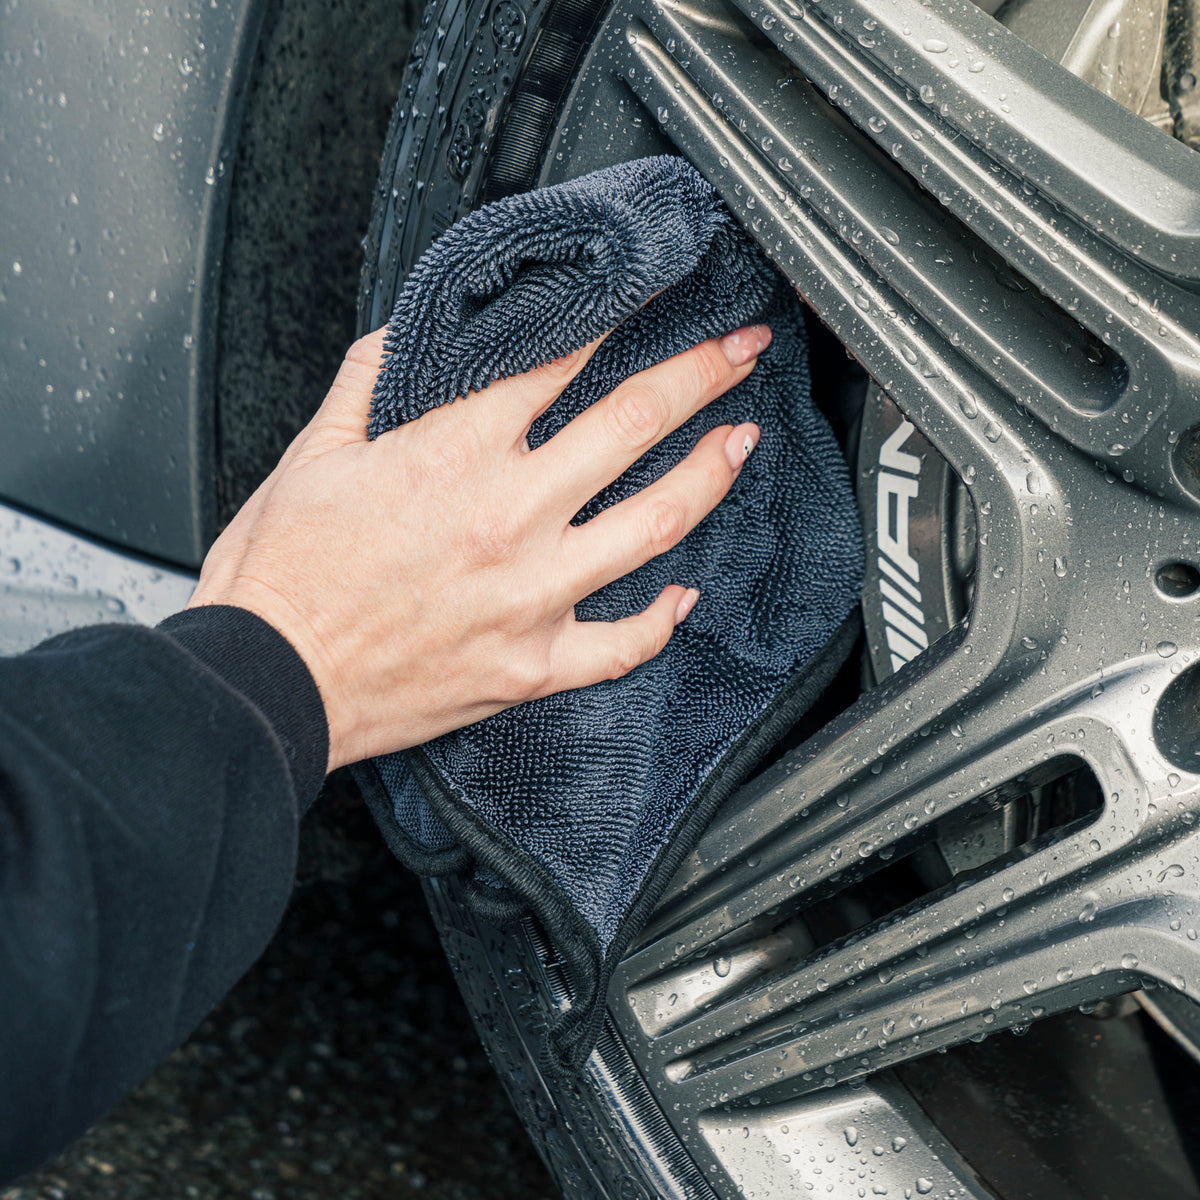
<box><xmin>188</xmin><ymin>323</ymin><xmax>769</xmax><ymax>771</ymax></box>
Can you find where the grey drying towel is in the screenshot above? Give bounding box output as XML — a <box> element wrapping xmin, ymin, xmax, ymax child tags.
<box><xmin>356</xmin><ymin>156</ymin><xmax>863</xmax><ymax>1073</ymax></box>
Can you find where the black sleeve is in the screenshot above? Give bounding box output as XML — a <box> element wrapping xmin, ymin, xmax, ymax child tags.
<box><xmin>0</xmin><ymin>606</ymin><xmax>328</xmax><ymax>1182</ymax></box>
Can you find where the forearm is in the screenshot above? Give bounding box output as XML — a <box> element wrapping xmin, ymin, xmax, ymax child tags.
<box><xmin>0</xmin><ymin>608</ymin><xmax>327</xmax><ymax>1181</ymax></box>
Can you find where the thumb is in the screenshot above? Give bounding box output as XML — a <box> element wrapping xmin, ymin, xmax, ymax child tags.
<box><xmin>311</xmin><ymin>326</ymin><xmax>390</xmax><ymax>443</ymax></box>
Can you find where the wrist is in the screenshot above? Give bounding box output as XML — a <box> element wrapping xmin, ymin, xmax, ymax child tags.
<box><xmin>162</xmin><ymin>604</ymin><xmax>332</xmax><ymax>795</ymax></box>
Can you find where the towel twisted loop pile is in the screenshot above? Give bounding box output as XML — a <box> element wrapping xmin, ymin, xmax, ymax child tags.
<box><xmin>356</xmin><ymin>156</ymin><xmax>862</xmax><ymax>1072</ymax></box>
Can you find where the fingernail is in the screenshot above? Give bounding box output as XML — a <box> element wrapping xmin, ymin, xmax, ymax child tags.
<box><xmin>719</xmin><ymin>324</ymin><xmax>771</xmax><ymax>366</ymax></box>
<box><xmin>724</xmin><ymin>424</ymin><xmax>760</xmax><ymax>471</ymax></box>
<box><xmin>674</xmin><ymin>587</ymin><xmax>700</xmax><ymax>625</ymax></box>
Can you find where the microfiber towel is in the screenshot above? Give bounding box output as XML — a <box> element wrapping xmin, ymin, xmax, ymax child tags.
<box><xmin>355</xmin><ymin>155</ymin><xmax>863</xmax><ymax>1073</ymax></box>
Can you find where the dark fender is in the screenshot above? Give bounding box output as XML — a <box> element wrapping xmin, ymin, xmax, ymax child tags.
<box><xmin>0</xmin><ymin>0</ymin><xmax>269</xmax><ymax>567</ymax></box>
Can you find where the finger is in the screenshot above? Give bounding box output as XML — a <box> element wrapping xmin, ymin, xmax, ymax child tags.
<box><xmin>464</xmin><ymin>288</ymin><xmax>672</xmax><ymax>446</ymax></box>
<box><xmin>535</xmin><ymin>325</ymin><xmax>771</xmax><ymax>509</ymax></box>
<box><xmin>461</xmin><ymin>328</ymin><xmax>613</xmax><ymax>449</ymax></box>
<box><xmin>550</xmin><ymin>584</ymin><xmax>700</xmax><ymax>694</ymax></box>
<box><xmin>565</xmin><ymin>423</ymin><xmax>760</xmax><ymax>594</ymax></box>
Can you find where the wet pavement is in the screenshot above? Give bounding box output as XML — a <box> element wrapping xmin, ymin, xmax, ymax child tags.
<box><xmin>7</xmin><ymin>789</ymin><xmax>556</xmax><ymax>1200</ymax></box>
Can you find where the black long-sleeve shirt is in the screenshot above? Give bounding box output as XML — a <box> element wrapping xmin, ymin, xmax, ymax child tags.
<box><xmin>0</xmin><ymin>605</ymin><xmax>328</xmax><ymax>1182</ymax></box>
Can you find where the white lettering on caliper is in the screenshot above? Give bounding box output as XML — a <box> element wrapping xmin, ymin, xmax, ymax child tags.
<box><xmin>876</xmin><ymin>420</ymin><xmax>929</xmax><ymax>673</ymax></box>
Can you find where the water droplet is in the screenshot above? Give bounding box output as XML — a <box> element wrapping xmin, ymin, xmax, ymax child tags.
<box><xmin>1054</xmin><ymin>556</ymin><xmax>1067</xmax><ymax>578</ymax></box>
<box><xmin>958</xmin><ymin>392</ymin><xmax>979</xmax><ymax>418</ymax></box>
<box><xmin>923</xmin><ymin>38</ymin><xmax>949</xmax><ymax>53</ymax></box>
<box><xmin>1022</xmin><ymin>979</ymin><xmax>1038</xmax><ymax>995</ymax></box>
<box><xmin>1157</xmin><ymin>641</ymin><xmax>1178</xmax><ymax>658</ymax></box>
<box><xmin>1079</xmin><ymin>900</ymin><xmax>1097</xmax><ymax>923</ymax></box>
<box><xmin>1121</xmin><ymin>954</ymin><xmax>1139</xmax><ymax>970</ymax></box>
<box><xmin>916</xmin><ymin>1179</ymin><xmax>934</xmax><ymax>1195</ymax></box>
<box><xmin>844</xmin><ymin>1125</ymin><xmax>859</xmax><ymax>1146</ymax></box>
<box><xmin>152</xmin><ymin>122</ymin><xmax>165</xmax><ymax>142</ymax></box>
<box><xmin>714</xmin><ymin>955</ymin><xmax>732</xmax><ymax>978</ymax></box>
<box><xmin>1168</xmin><ymin>772</ymin><xmax>1182</xmax><ymax>788</ymax></box>
<box><xmin>919</xmin><ymin>84</ymin><xmax>935</xmax><ymax>104</ymax></box>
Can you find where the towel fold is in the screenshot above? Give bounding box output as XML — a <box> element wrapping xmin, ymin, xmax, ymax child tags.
<box><xmin>356</xmin><ymin>156</ymin><xmax>863</xmax><ymax>1072</ymax></box>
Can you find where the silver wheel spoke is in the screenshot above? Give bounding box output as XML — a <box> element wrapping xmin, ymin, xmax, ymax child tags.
<box><xmin>620</xmin><ymin>645</ymin><xmax>1192</xmax><ymax>1088</ymax></box>
<box><xmin>632</xmin><ymin>689</ymin><xmax>1115</xmax><ymax>966</ymax></box>
<box><xmin>611</xmin><ymin>0</ymin><xmax>1200</xmax><ymax>501</ymax></box>
<box><xmin>642</xmin><ymin>880</ymin><xmax>1195</xmax><ymax>1105</ymax></box>
<box><xmin>615</xmin><ymin>686</ymin><xmax>1200</xmax><ymax>1105</ymax></box>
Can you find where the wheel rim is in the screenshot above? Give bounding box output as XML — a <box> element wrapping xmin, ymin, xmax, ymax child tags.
<box><xmin>519</xmin><ymin>0</ymin><xmax>1200</xmax><ymax>1194</ymax></box>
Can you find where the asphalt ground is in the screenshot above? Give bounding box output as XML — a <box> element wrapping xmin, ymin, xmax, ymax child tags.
<box><xmin>7</xmin><ymin>783</ymin><xmax>556</xmax><ymax>1200</ymax></box>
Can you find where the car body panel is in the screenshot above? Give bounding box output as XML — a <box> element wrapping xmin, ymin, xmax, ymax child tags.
<box><xmin>0</xmin><ymin>0</ymin><xmax>269</xmax><ymax>567</ymax></box>
<box><xmin>0</xmin><ymin>499</ymin><xmax>196</xmax><ymax>655</ymax></box>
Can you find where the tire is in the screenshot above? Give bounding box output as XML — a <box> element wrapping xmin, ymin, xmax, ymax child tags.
<box><xmin>359</xmin><ymin>11</ymin><xmax>707</xmax><ymax>1193</ymax></box>
<box><xmin>355</xmin><ymin>0</ymin><xmax>615</xmax><ymax>336</ymax></box>
<box><xmin>358</xmin><ymin>1</ymin><xmax>1200</xmax><ymax>1197</ymax></box>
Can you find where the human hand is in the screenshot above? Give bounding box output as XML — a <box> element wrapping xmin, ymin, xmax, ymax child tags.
<box><xmin>187</xmin><ymin>323</ymin><xmax>769</xmax><ymax>771</ymax></box>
